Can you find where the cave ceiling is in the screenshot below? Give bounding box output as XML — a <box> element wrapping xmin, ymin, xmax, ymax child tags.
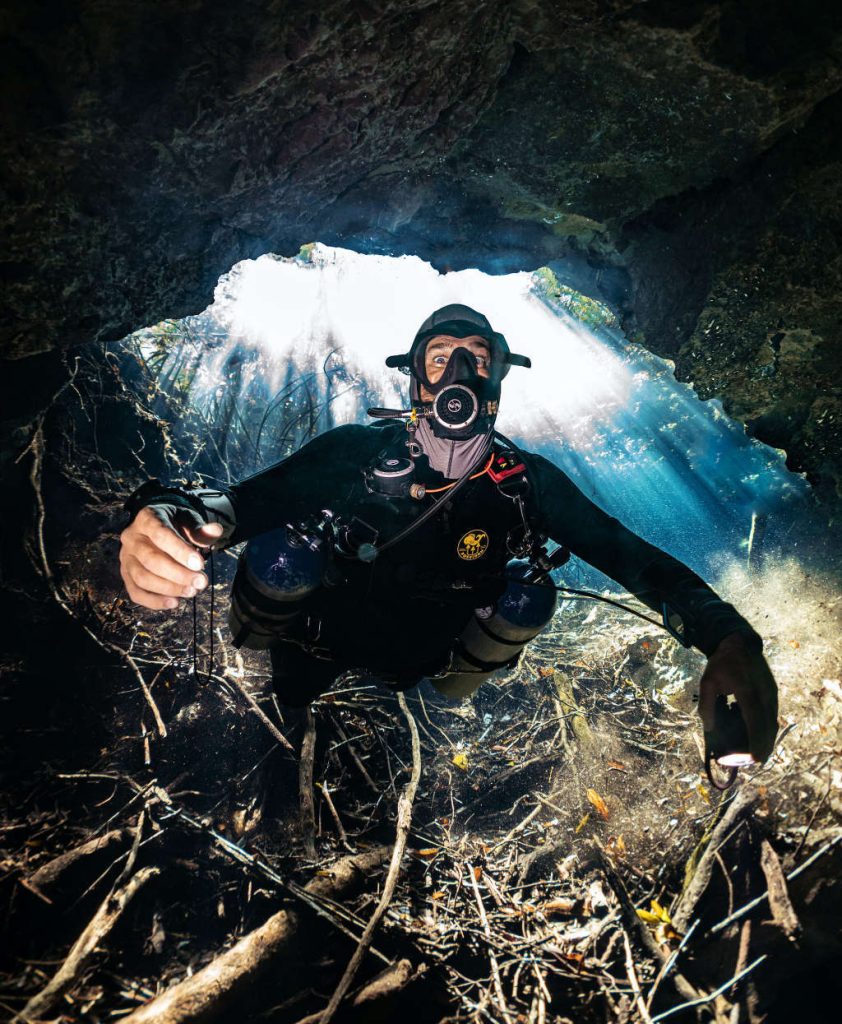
<box><xmin>2</xmin><ymin>0</ymin><xmax>841</xmax><ymax>497</ymax></box>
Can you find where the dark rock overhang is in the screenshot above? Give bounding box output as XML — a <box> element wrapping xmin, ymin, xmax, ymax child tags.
<box><xmin>2</xmin><ymin>0</ymin><xmax>840</xmax><ymax>496</ymax></box>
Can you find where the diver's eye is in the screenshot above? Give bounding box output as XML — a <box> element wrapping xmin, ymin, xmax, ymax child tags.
<box><xmin>475</xmin><ymin>354</ymin><xmax>489</xmax><ymax>368</ymax></box>
<box><xmin>432</xmin><ymin>354</ymin><xmax>449</xmax><ymax>366</ymax></box>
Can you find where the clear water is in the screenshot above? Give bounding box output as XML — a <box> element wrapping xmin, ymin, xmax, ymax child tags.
<box><xmin>118</xmin><ymin>243</ymin><xmax>809</xmax><ymax>583</ymax></box>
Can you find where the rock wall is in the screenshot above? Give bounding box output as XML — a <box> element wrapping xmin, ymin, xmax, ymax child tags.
<box><xmin>2</xmin><ymin>0</ymin><xmax>840</xmax><ymax>497</ymax></box>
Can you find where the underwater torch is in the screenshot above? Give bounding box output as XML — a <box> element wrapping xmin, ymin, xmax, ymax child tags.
<box><xmin>704</xmin><ymin>694</ymin><xmax>755</xmax><ymax>790</ymax></box>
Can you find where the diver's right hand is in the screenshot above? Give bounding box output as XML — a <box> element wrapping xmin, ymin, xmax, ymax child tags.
<box><xmin>119</xmin><ymin>506</ymin><xmax>224</xmax><ymax>610</ymax></box>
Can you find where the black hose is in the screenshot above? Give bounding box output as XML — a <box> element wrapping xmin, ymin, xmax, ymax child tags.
<box><xmin>365</xmin><ymin>433</ymin><xmax>495</xmax><ymax>557</ymax></box>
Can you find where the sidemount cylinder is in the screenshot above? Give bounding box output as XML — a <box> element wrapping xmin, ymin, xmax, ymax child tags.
<box><xmin>228</xmin><ymin>527</ymin><xmax>326</xmax><ymax>650</ymax></box>
<box><xmin>432</xmin><ymin>562</ymin><xmax>557</xmax><ymax>698</ymax></box>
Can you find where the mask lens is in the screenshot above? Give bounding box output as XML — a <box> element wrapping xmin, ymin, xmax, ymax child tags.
<box><xmin>415</xmin><ymin>337</ymin><xmax>491</xmax><ymax>389</ymax></box>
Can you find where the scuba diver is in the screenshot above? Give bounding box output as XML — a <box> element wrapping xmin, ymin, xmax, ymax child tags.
<box><xmin>119</xmin><ymin>304</ymin><xmax>779</xmax><ymax>772</ymax></box>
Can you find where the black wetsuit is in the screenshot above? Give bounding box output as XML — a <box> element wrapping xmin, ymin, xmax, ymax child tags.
<box><xmin>224</xmin><ymin>423</ymin><xmax>761</xmax><ymax>702</ymax></box>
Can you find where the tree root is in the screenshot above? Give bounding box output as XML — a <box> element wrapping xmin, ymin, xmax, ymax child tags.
<box><xmin>314</xmin><ymin>691</ymin><xmax>422</xmax><ymax>1024</ymax></box>
<box><xmin>23</xmin><ymin>827</ymin><xmax>132</xmax><ymax>897</ymax></box>
<box><xmin>673</xmin><ymin>787</ymin><xmax>756</xmax><ymax>933</ymax></box>
<box><xmin>119</xmin><ymin>847</ymin><xmax>388</xmax><ymax>1024</ymax></box>
<box><xmin>16</xmin><ymin>865</ymin><xmax>160</xmax><ymax>1023</ymax></box>
<box><xmin>300</xmin><ymin>707</ymin><xmax>317</xmax><ymax>861</ymax></box>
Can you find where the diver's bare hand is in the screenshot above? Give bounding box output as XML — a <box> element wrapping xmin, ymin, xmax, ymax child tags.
<box><xmin>119</xmin><ymin>506</ymin><xmax>223</xmax><ymax>610</ymax></box>
<box><xmin>698</xmin><ymin>632</ymin><xmax>779</xmax><ymax>763</ymax></box>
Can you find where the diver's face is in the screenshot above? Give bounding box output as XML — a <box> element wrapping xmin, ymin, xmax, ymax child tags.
<box><xmin>419</xmin><ymin>334</ymin><xmax>491</xmax><ymax>401</ymax></box>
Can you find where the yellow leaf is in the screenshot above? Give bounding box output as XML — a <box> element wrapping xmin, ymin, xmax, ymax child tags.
<box><xmin>586</xmin><ymin>788</ymin><xmax>610</xmax><ymax>820</ymax></box>
<box><xmin>452</xmin><ymin>752</ymin><xmax>469</xmax><ymax>771</ymax></box>
<box><xmin>431</xmin><ymin>891</ymin><xmax>446</xmax><ymax>901</ymax></box>
<box><xmin>650</xmin><ymin>899</ymin><xmax>672</xmax><ymax>924</ymax></box>
<box><xmin>473</xmin><ymin>865</ymin><xmax>482</xmax><ymax>881</ymax></box>
<box><xmin>575</xmin><ymin>813</ymin><xmax>590</xmax><ymax>833</ymax></box>
<box><xmin>636</xmin><ymin>908</ymin><xmax>661</xmax><ymax>924</ymax></box>
<box><xmin>608</xmin><ymin>833</ymin><xmax>627</xmax><ymax>856</ymax></box>
<box><xmin>417</xmin><ymin>848</ymin><xmax>440</xmax><ymax>857</ymax></box>
<box><xmin>651</xmin><ymin>901</ymin><xmax>671</xmax><ymax>925</ymax></box>
<box><xmin>696</xmin><ymin>782</ymin><xmax>711</xmax><ymax>805</ymax></box>
<box><xmin>637</xmin><ymin>900</ymin><xmax>675</xmax><ymax>928</ymax></box>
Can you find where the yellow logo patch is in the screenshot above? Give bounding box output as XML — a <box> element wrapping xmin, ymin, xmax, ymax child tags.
<box><xmin>457</xmin><ymin>529</ymin><xmax>490</xmax><ymax>561</ymax></box>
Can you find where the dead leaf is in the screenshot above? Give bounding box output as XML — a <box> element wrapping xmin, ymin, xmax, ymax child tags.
<box><xmin>431</xmin><ymin>891</ymin><xmax>446</xmax><ymax>901</ymax></box>
<box><xmin>473</xmin><ymin>865</ymin><xmax>482</xmax><ymax>881</ymax></box>
<box><xmin>452</xmin><ymin>752</ymin><xmax>469</xmax><ymax>771</ymax></box>
<box><xmin>540</xmin><ymin>898</ymin><xmax>576</xmax><ymax>916</ymax></box>
<box><xmin>417</xmin><ymin>848</ymin><xmax>440</xmax><ymax>858</ymax></box>
<box><xmin>607</xmin><ymin>760</ymin><xmax>627</xmax><ymax>772</ymax></box>
<box><xmin>655</xmin><ymin>921</ymin><xmax>681</xmax><ymax>943</ymax></box>
<box><xmin>586</xmin><ymin>788</ymin><xmax>610</xmax><ymax>820</ymax></box>
<box><xmin>650</xmin><ymin>898</ymin><xmax>671</xmax><ymax>921</ymax></box>
<box><xmin>575</xmin><ymin>813</ymin><xmax>590</xmax><ymax>833</ymax></box>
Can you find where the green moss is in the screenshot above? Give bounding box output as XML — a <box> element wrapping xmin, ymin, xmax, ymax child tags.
<box><xmin>532</xmin><ymin>266</ymin><xmax>618</xmax><ymax>330</ymax></box>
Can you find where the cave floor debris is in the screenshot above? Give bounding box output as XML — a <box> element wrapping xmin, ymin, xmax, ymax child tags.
<box><xmin>1</xmin><ymin>581</ymin><xmax>841</xmax><ymax>1024</ymax></box>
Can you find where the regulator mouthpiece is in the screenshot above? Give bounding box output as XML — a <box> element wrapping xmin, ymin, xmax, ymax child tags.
<box><xmin>432</xmin><ymin>384</ymin><xmax>479</xmax><ymax>433</ymax></box>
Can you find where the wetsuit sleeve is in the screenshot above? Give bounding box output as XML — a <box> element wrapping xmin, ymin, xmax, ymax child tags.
<box><xmin>227</xmin><ymin>425</ymin><xmax>379</xmax><ymax>544</ymax></box>
<box><xmin>527</xmin><ymin>454</ymin><xmax>762</xmax><ymax>657</ymax></box>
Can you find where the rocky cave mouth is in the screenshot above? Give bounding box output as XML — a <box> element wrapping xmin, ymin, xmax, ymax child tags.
<box><xmin>3</xmin><ymin>0</ymin><xmax>842</xmax><ymax>1017</ymax></box>
<box><xmin>115</xmin><ymin>242</ymin><xmax>810</xmax><ymax>580</ymax></box>
<box><xmin>3</xmin><ymin>240</ymin><xmax>840</xmax><ymax>1022</ymax></box>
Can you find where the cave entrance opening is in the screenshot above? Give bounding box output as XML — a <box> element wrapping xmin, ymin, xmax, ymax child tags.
<box><xmin>111</xmin><ymin>243</ymin><xmax>807</xmax><ymax>581</ymax></box>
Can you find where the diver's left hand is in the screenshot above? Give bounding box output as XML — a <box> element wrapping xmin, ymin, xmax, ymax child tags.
<box><xmin>698</xmin><ymin>632</ymin><xmax>779</xmax><ymax>762</ymax></box>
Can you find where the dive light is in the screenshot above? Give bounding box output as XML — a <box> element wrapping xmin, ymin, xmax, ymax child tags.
<box><xmin>704</xmin><ymin>694</ymin><xmax>755</xmax><ymax>789</ymax></box>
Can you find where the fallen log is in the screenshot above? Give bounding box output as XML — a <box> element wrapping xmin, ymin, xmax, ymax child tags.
<box><xmin>351</xmin><ymin>958</ymin><xmax>423</xmax><ymax>1007</ymax></box>
<box><xmin>120</xmin><ymin>847</ymin><xmax>388</xmax><ymax>1024</ymax></box>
